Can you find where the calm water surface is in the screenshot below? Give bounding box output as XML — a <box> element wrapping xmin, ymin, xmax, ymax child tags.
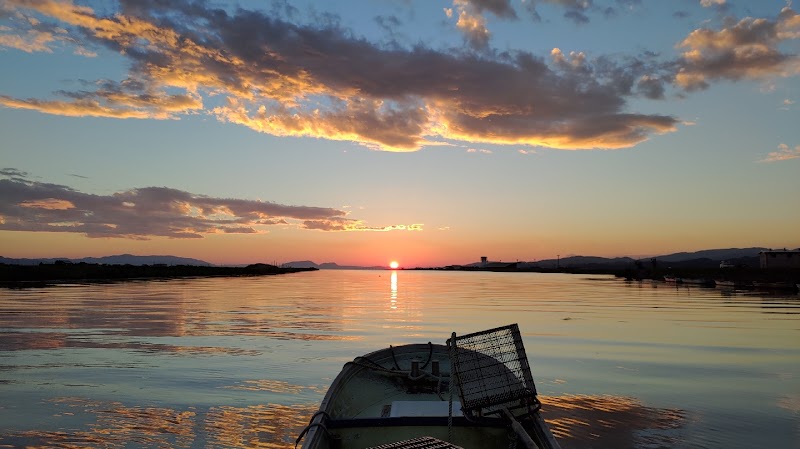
<box><xmin>1</xmin><ymin>270</ymin><xmax>798</xmax><ymax>448</ymax></box>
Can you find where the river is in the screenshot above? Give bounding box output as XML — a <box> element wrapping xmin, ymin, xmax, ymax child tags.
<box><xmin>1</xmin><ymin>270</ymin><xmax>798</xmax><ymax>448</ymax></box>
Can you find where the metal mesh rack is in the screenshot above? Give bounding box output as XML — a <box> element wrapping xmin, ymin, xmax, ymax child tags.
<box><xmin>447</xmin><ymin>323</ymin><xmax>537</xmax><ymax>416</ymax></box>
<box><xmin>367</xmin><ymin>436</ymin><xmax>464</xmax><ymax>449</ymax></box>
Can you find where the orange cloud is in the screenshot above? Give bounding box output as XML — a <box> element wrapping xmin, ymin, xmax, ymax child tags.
<box><xmin>0</xmin><ymin>0</ymin><xmax>684</xmax><ymax>151</ymax></box>
<box><xmin>19</xmin><ymin>198</ymin><xmax>75</xmax><ymax>210</ymax></box>
<box><xmin>0</xmin><ymin>93</ymin><xmax>200</xmax><ymax>119</ymax></box>
<box><xmin>761</xmin><ymin>143</ymin><xmax>800</xmax><ymax>162</ymax></box>
<box><xmin>676</xmin><ymin>7</ymin><xmax>800</xmax><ymax>90</ymax></box>
<box><xmin>0</xmin><ymin>27</ymin><xmax>56</xmax><ymax>52</ymax></box>
<box><xmin>450</xmin><ymin>0</ymin><xmax>491</xmax><ymax>49</ymax></box>
<box><xmin>301</xmin><ymin>220</ymin><xmax>423</xmax><ymax>232</ymax></box>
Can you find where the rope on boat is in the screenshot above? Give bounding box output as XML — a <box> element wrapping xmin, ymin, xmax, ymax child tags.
<box><xmin>295</xmin><ymin>411</ymin><xmax>335</xmax><ymax>448</ymax></box>
<box><xmin>390</xmin><ymin>345</ymin><xmax>401</xmax><ymax>370</ymax></box>
<box><xmin>344</xmin><ymin>349</ymin><xmax>448</xmax><ymax>385</ymax></box>
<box><xmin>345</xmin><ymin>358</ymin><xmax>448</xmax><ymax>389</ymax></box>
<box><xmin>343</xmin><ymin>359</ymin><xmax>404</xmax><ymax>374</ymax></box>
<box><xmin>389</xmin><ymin>342</ymin><xmax>434</xmax><ymax>371</ymax></box>
<box><xmin>294</xmin><ymin>423</ymin><xmax>336</xmax><ymax>448</ymax></box>
<box><xmin>294</xmin><ymin>410</ymin><xmax>333</xmax><ymax>449</ymax></box>
<box><xmin>507</xmin><ymin>428</ymin><xmax>518</xmax><ymax>449</ymax></box>
<box><xmin>420</xmin><ymin>342</ymin><xmax>434</xmax><ymax>369</ymax></box>
<box><xmin>352</xmin><ymin>355</ymin><xmax>394</xmax><ymax>371</ymax></box>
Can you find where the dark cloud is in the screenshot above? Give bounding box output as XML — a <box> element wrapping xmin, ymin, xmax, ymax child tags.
<box><xmin>524</xmin><ymin>0</ymin><xmax>640</xmax><ymax>23</ymax></box>
<box><xmin>602</xmin><ymin>0</ymin><xmax>641</xmax><ymax>19</ymax></box>
<box><xmin>636</xmin><ymin>76</ymin><xmax>666</xmax><ymax>99</ymax></box>
<box><xmin>0</xmin><ymin>170</ymin><xmax>418</xmax><ymax>238</ymax></box>
<box><xmin>0</xmin><ymin>0</ymin><xmax>680</xmax><ymax>150</ymax></box>
<box><xmin>460</xmin><ymin>0</ymin><xmax>517</xmax><ymax>19</ymax></box>
<box><xmin>374</xmin><ymin>14</ymin><xmax>402</xmax><ymax>40</ymax></box>
<box><xmin>267</xmin><ymin>0</ymin><xmax>300</xmax><ymax>21</ymax></box>
<box><xmin>564</xmin><ymin>9</ymin><xmax>590</xmax><ymax>24</ymax></box>
<box><xmin>524</xmin><ymin>0</ymin><xmax>594</xmax><ymax>24</ymax></box>
<box><xmin>0</xmin><ymin>168</ymin><xmax>30</xmax><ymax>181</ymax></box>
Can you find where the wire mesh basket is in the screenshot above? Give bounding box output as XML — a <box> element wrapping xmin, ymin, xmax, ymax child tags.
<box><xmin>367</xmin><ymin>436</ymin><xmax>464</xmax><ymax>449</ymax></box>
<box><xmin>447</xmin><ymin>323</ymin><xmax>537</xmax><ymax>417</ymax></box>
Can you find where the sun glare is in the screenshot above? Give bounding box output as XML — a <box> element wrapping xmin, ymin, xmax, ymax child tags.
<box><xmin>389</xmin><ymin>261</ymin><xmax>399</xmax><ymax>269</ymax></box>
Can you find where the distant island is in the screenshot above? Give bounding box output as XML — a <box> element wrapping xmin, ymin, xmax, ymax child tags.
<box><xmin>0</xmin><ymin>256</ymin><xmax>316</xmax><ymax>288</ymax></box>
<box><xmin>281</xmin><ymin>260</ymin><xmax>388</xmax><ymax>270</ymax></box>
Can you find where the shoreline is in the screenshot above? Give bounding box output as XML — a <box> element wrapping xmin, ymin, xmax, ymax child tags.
<box><xmin>0</xmin><ymin>262</ymin><xmax>317</xmax><ymax>289</ymax></box>
<box><xmin>411</xmin><ymin>265</ymin><xmax>800</xmax><ymax>291</ymax></box>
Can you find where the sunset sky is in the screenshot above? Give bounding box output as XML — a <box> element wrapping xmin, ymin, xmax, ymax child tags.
<box><xmin>1</xmin><ymin>0</ymin><xmax>799</xmax><ymax>267</ymax></box>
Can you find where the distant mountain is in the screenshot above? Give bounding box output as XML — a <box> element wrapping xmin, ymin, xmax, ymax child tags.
<box><xmin>656</xmin><ymin>247</ymin><xmax>766</xmax><ymax>262</ymax></box>
<box><xmin>522</xmin><ymin>256</ymin><xmax>635</xmax><ymax>269</ymax></box>
<box><xmin>0</xmin><ymin>254</ymin><xmax>211</xmax><ymax>266</ymax></box>
<box><xmin>282</xmin><ymin>261</ymin><xmax>386</xmax><ymax>270</ymax></box>
<box><xmin>478</xmin><ymin>247</ymin><xmax>770</xmax><ymax>270</ymax></box>
<box><xmin>282</xmin><ymin>260</ymin><xmax>320</xmax><ymax>269</ymax></box>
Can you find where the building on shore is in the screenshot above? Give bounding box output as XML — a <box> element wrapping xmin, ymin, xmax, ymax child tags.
<box><xmin>476</xmin><ymin>257</ymin><xmax>517</xmax><ymax>270</ymax></box>
<box><xmin>759</xmin><ymin>249</ymin><xmax>800</xmax><ymax>269</ymax></box>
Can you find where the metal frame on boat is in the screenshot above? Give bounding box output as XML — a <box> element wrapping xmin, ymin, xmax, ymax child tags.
<box><xmin>297</xmin><ymin>324</ymin><xmax>561</xmax><ymax>449</ymax></box>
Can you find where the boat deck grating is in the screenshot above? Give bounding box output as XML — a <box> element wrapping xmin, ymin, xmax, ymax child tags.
<box><xmin>366</xmin><ymin>436</ymin><xmax>464</xmax><ymax>449</ymax></box>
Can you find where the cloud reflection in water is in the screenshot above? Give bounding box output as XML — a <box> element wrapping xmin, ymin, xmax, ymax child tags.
<box><xmin>0</xmin><ymin>394</ymin><xmax>687</xmax><ymax>449</ymax></box>
<box><xmin>543</xmin><ymin>394</ymin><xmax>687</xmax><ymax>449</ymax></box>
<box><xmin>1</xmin><ymin>397</ymin><xmax>317</xmax><ymax>449</ymax></box>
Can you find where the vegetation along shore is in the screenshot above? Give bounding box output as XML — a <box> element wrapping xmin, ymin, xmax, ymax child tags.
<box><xmin>0</xmin><ymin>261</ymin><xmax>316</xmax><ymax>289</ymax></box>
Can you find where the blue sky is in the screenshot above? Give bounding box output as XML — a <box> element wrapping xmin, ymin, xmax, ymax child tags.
<box><xmin>1</xmin><ymin>0</ymin><xmax>798</xmax><ymax>266</ymax></box>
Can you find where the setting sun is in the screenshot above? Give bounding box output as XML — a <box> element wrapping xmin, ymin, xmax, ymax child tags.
<box><xmin>389</xmin><ymin>261</ymin><xmax>399</xmax><ymax>269</ymax></box>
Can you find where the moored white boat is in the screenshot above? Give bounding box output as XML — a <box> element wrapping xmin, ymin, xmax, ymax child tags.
<box><xmin>297</xmin><ymin>324</ymin><xmax>561</xmax><ymax>449</ymax></box>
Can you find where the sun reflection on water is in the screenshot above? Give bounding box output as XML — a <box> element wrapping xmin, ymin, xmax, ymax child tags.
<box><xmin>390</xmin><ymin>271</ymin><xmax>398</xmax><ymax>309</ymax></box>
